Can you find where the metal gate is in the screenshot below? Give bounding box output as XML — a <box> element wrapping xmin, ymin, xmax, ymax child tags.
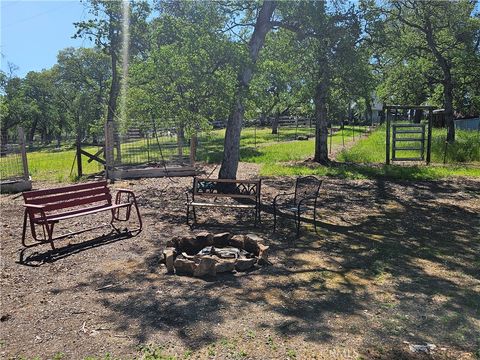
<box><xmin>392</xmin><ymin>123</ymin><xmax>425</xmax><ymax>161</ymax></box>
<box><xmin>385</xmin><ymin>105</ymin><xmax>434</xmax><ymax>165</ymax></box>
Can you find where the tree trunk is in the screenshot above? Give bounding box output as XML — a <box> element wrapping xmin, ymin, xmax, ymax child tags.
<box><xmin>28</xmin><ymin>117</ymin><xmax>38</xmax><ymax>148</ymax></box>
<box><xmin>219</xmin><ymin>104</ymin><xmax>243</xmax><ymax>179</ymax></box>
<box><xmin>313</xmin><ymin>78</ymin><xmax>329</xmax><ymax>164</ymax></box>
<box><xmin>271</xmin><ymin>111</ymin><xmax>280</xmax><ymax>134</ymax></box>
<box><xmin>424</xmin><ymin>18</ymin><xmax>455</xmax><ymax>142</ymax></box>
<box><xmin>107</xmin><ymin>55</ymin><xmax>119</xmax><ymax>125</ymax></box>
<box><xmin>414</xmin><ymin>109</ymin><xmax>423</xmax><ymax>123</ymax></box>
<box><xmin>93</xmin><ymin>83</ymin><xmax>105</xmax><ymax>144</ymax></box>
<box><xmin>177</xmin><ymin>124</ymin><xmax>185</xmax><ymax>157</ymax></box>
<box><xmin>107</xmin><ymin>49</ymin><xmax>122</xmax><ymax>163</ymax></box>
<box><xmin>218</xmin><ymin>1</ymin><xmax>276</xmax><ymax>179</ymax></box>
<box><xmin>365</xmin><ymin>98</ymin><xmax>372</xmax><ymax>125</ymax></box>
<box><xmin>259</xmin><ymin>113</ymin><xmax>267</xmax><ymax>127</ymax></box>
<box><xmin>41</xmin><ymin>129</ymin><xmax>48</xmax><ymax>145</ymax></box>
<box><xmin>443</xmin><ymin>75</ymin><xmax>455</xmax><ymax>142</ymax></box>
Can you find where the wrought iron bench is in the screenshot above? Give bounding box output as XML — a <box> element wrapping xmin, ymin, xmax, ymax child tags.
<box><xmin>22</xmin><ymin>181</ymin><xmax>142</xmax><ymax>249</ymax></box>
<box><xmin>186</xmin><ymin>177</ymin><xmax>261</xmax><ymax>226</ymax></box>
<box><xmin>273</xmin><ymin>176</ymin><xmax>323</xmax><ymax>236</ymax></box>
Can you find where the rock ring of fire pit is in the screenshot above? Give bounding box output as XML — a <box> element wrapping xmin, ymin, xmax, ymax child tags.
<box><xmin>162</xmin><ymin>232</ymin><xmax>269</xmax><ymax>277</ymax></box>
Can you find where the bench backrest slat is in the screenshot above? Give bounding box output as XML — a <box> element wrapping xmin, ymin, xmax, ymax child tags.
<box><xmin>26</xmin><ymin>187</ymin><xmax>109</xmax><ymax>205</ymax></box>
<box><xmin>23</xmin><ymin>181</ymin><xmax>111</xmax><ymax>214</ymax></box>
<box><xmin>23</xmin><ymin>181</ymin><xmax>108</xmax><ymax>199</ymax></box>
<box><xmin>43</xmin><ymin>193</ymin><xmax>111</xmax><ymax>212</ymax></box>
<box><xmin>193</xmin><ymin>178</ymin><xmax>261</xmax><ymax>200</ymax></box>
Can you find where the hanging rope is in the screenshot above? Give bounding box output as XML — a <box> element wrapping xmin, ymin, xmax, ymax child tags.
<box><xmin>150</xmin><ymin>114</ymin><xmax>179</xmax><ymax>184</ymax></box>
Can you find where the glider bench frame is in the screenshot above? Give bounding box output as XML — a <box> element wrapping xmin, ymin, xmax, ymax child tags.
<box><xmin>22</xmin><ymin>181</ymin><xmax>142</xmax><ymax>249</ymax></box>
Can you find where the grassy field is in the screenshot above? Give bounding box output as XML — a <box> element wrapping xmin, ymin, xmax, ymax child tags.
<box><xmin>197</xmin><ymin>125</ymin><xmax>479</xmax><ymax>180</ymax></box>
<box><xmin>337</xmin><ymin>125</ymin><xmax>480</xmax><ymax>164</ymax></box>
<box><xmin>197</xmin><ymin>126</ymin><xmax>368</xmax><ymax>164</ymax></box>
<box><xmin>257</xmin><ymin>126</ymin><xmax>480</xmax><ymax>180</ymax></box>
<box><xmin>1</xmin><ymin>127</ymin><xmax>363</xmax><ymax>182</ymax></box>
<box><xmin>1</xmin><ymin>125</ymin><xmax>478</xmax><ymax>182</ymax></box>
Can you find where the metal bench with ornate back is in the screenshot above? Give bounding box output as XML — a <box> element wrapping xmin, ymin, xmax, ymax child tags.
<box><xmin>186</xmin><ymin>177</ymin><xmax>261</xmax><ymax>226</ymax></box>
<box><xmin>22</xmin><ymin>181</ymin><xmax>142</xmax><ymax>249</ymax></box>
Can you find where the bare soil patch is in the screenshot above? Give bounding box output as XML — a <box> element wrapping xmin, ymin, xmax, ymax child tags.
<box><xmin>1</xmin><ymin>163</ymin><xmax>479</xmax><ymax>359</ymax></box>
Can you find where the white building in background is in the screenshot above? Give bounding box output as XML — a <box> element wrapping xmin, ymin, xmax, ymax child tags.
<box><xmin>350</xmin><ymin>93</ymin><xmax>384</xmax><ymax>124</ymax></box>
<box><xmin>371</xmin><ymin>95</ymin><xmax>384</xmax><ymax>123</ymax></box>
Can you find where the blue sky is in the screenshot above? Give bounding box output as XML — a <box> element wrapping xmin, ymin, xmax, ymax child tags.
<box><xmin>1</xmin><ymin>0</ymin><xmax>93</xmax><ymax>77</ymax></box>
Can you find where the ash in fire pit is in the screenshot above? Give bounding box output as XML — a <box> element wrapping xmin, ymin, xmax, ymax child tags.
<box><xmin>162</xmin><ymin>232</ymin><xmax>269</xmax><ymax>277</ymax></box>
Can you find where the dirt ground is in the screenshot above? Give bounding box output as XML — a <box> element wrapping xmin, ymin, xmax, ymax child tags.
<box><xmin>1</xmin><ymin>162</ymin><xmax>479</xmax><ymax>360</ymax></box>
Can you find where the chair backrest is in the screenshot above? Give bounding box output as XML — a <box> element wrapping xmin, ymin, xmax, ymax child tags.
<box><xmin>294</xmin><ymin>176</ymin><xmax>322</xmax><ymax>203</ymax></box>
<box><xmin>23</xmin><ymin>181</ymin><xmax>111</xmax><ymax>214</ymax></box>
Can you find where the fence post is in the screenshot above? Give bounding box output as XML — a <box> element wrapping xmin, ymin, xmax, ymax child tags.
<box><xmin>18</xmin><ymin>127</ymin><xmax>30</xmax><ymax>181</ymax></box>
<box><xmin>426</xmin><ymin>108</ymin><xmax>433</xmax><ymax>165</ymax></box>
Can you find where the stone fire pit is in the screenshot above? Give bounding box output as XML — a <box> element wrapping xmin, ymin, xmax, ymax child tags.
<box><xmin>162</xmin><ymin>232</ymin><xmax>269</xmax><ymax>277</ymax></box>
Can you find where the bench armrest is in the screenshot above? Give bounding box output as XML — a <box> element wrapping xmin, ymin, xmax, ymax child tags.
<box><xmin>23</xmin><ymin>203</ymin><xmax>47</xmax><ymax>221</ymax></box>
<box><xmin>115</xmin><ymin>189</ymin><xmax>139</xmax><ymax>205</ymax></box>
<box><xmin>23</xmin><ymin>203</ymin><xmax>46</xmax><ymax>209</ymax></box>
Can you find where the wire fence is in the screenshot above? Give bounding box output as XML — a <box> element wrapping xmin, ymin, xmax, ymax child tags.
<box><xmin>0</xmin><ymin>142</ymin><xmax>24</xmax><ymax>181</ymax></box>
<box><xmin>116</xmin><ymin>128</ymin><xmax>191</xmax><ymax>167</ymax></box>
<box><xmin>0</xmin><ymin>118</ymin><xmax>381</xmax><ymax>184</ymax></box>
<box><xmin>0</xmin><ymin>127</ymin><xmax>30</xmax><ymax>184</ymax></box>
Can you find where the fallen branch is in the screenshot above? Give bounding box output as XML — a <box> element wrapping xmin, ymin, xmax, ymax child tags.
<box><xmin>95</xmin><ymin>283</ymin><xmax>123</xmax><ymax>291</ymax></box>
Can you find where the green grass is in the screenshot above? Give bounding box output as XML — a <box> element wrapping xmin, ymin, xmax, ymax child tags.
<box><xmin>200</xmin><ymin>125</ymin><xmax>479</xmax><ymax>180</ymax></box>
<box><xmin>197</xmin><ymin>126</ymin><xmax>367</xmax><ymax>164</ymax></box>
<box><xmin>256</xmin><ymin>125</ymin><xmax>479</xmax><ymax>180</ymax></box>
<box><xmin>259</xmin><ymin>162</ymin><xmax>480</xmax><ymax>179</ymax></box>
<box><xmin>337</xmin><ymin>125</ymin><xmax>480</xmax><ymax>164</ymax></box>
<box><xmin>2</xmin><ymin>125</ymin><xmax>478</xmax><ymax>183</ymax></box>
<box><xmin>27</xmin><ymin>146</ymin><xmax>103</xmax><ymax>182</ymax></box>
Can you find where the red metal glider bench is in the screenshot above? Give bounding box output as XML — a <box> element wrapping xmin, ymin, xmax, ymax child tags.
<box><xmin>22</xmin><ymin>181</ymin><xmax>142</xmax><ymax>249</ymax></box>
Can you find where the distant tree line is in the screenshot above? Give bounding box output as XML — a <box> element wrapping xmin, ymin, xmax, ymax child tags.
<box><xmin>1</xmin><ymin>0</ymin><xmax>478</xmax><ymax>175</ymax></box>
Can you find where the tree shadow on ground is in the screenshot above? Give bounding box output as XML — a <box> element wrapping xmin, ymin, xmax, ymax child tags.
<box><xmin>79</xmin><ymin>178</ymin><xmax>479</xmax><ymax>354</ymax></box>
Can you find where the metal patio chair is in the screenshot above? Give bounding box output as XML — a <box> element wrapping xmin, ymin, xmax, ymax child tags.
<box><xmin>273</xmin><ymin>176</ymin><xmax>323</xmax><ymax>237</ymax></box>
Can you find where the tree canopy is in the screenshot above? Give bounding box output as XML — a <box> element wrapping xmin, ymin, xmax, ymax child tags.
<box><xmin>1</xmin><ymin>0</ymin><xmax>479</xmax><ymax>174</ymax></box>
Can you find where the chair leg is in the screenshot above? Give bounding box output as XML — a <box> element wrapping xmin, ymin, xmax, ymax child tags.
<box><xmin>273</xmin><ymin>205</ymin><xmax>277</xmax><ymax>232</ymax></box>
<box><xmin>186</xmin><ymin>204</ymin><xmax>190</xmax><ymax>225</ymax></box>
<box><xmin>296</xmin><ymin>211</ymin><xmax>301</xmax><ymax>238</ymax></box>
<box><xmin>192</xmin><ymin>206</ymin><xmax>197</xmax><ymax>223</ymax></box>
<box><xmin>313</xmin><ymin>207</ymin><xmax>317</xmax><ymax>234</ymax></box>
